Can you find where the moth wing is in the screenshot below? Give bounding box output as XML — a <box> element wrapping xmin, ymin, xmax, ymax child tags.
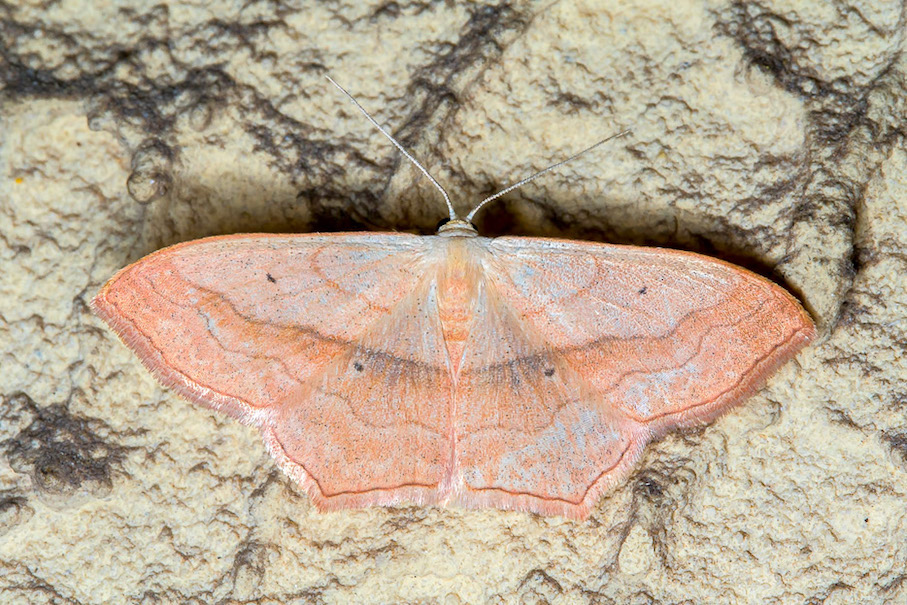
<box><xmin>92</xmin><ymin>233</ymin><xmax>454</xmax><ymax>509</ymax></box>
<box><xmin>453</xmin><ymin>237</ymin><xmax>814</xmax><ymax>518</ymax></box>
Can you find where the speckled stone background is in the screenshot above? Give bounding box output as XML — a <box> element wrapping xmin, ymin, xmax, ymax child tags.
<box><xmin>2</xmin><ymin>0</ymin><xmax>906</xmax><ymax>602</ymax></box>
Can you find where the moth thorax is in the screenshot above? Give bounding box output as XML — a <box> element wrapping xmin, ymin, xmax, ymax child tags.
<box><xmin>436</xmin><ymin>246</ymin><xmax>481</xmax><ymax>374</ymax></box>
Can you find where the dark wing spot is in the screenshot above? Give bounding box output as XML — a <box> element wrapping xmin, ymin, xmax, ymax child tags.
<box><xmin>638</xmin><ymin>286</ymin><xmax>647</xmax><ymax>295</ymax></box>
<box><xmin>353</xmin><ymin>361</ymin><xmax>364</xmax><ymax>372</ymax></box>
<box><xmin>544</xmin><ymin>368</ymin><xmax>555</xmax><ymax>377</ymax></box>
<box><xmin>266</xmin><ymin>273</ymin><xmax>276</xmax><ymax>283</ymax></box>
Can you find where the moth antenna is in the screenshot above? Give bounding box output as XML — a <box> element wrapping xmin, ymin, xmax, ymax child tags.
<box><xmin>325</xmin><ymin>75</ymin><xmax>458</xmax><ymax>222</ymax></box>
<box><xmin>464</xmin><ymin>129</ymin><xmax>631</xmax><ymax>223</ymax></box>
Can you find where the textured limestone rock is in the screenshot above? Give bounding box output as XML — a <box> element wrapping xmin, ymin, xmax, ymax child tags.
<box><xmin>2</xmin><ymin>0</ymin><xmax>905</xmax><ymax>602</ymax></box>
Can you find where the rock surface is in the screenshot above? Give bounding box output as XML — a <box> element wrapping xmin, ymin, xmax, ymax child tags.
<box><xmin>1</xmin><ymin>0</ymin><xmax>905</xmax><ymax>602</ymax></box>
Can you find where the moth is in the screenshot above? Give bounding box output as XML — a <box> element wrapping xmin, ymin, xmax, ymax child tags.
<box><xmin>93</xmin><ymin>77</ymin><xmax>814</xmax><ymax>519</ymax></box>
